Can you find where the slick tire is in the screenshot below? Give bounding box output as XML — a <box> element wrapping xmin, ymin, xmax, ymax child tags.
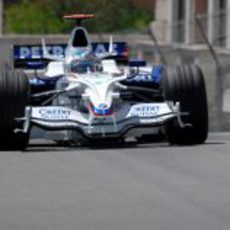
<box><xmin>0</xmin><ymin>66</ymin><xmax>30</xmax><ymax>150</ymax></box>
<box><xmin>163</xmin><ymin>64</ymin><xmax>208</xmax><ymax>145</ymax></box>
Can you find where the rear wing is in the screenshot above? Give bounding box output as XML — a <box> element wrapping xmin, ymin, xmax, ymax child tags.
<box><xmin>13</xmin><ymin>42</ymin><xmax>128</xmax><ymax>68</ymax></box>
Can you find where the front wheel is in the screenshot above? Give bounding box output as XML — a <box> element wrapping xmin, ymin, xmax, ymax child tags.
<box><xmin>163</xmin><ymin>64</ymin><xmax>208</xmax><ymax>145</ymax></box>
<box><xmin>0</xmin><ymin>66</ymin><xmax>30</xmax><ymax>150</ymax></box>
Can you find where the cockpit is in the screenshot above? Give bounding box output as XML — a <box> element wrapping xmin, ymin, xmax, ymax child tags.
<box><xmin>66</xmin><ymin>27</ymin><xmax>97</xmax><ymax>74</ymax></box>
<box><xmin>69</xmin><ymin>59</ymin><xmax>101</xmax><ymax>74</ymax></box>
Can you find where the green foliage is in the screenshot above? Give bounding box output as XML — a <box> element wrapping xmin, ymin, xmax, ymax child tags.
<box><xmin>5</xmin><ymin>0</ymin><xmax>153</xmax><ymax>34</ymax></box>
<box><xmin>5</xmin><ymin>0</ymin><xmax>66</xmax><ymax>34</ymax></box>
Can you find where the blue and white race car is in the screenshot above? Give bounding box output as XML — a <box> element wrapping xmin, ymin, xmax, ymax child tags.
<box><xmin>0</xmin><ymin>14</ymin><xmax>208</xmax><ymax>149</ymax></box>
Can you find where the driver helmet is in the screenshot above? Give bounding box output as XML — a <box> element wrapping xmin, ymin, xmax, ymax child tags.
<box><xmin>69</xmin><ymin>59</ymin><xmax>96</xmax><ymax>73</ymax></box>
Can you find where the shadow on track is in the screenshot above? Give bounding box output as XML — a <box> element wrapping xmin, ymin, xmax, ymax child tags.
<box><xmin>5</xmin><ymin>136</ymin><xmax>226</xmax><ymax>153</ymax></box>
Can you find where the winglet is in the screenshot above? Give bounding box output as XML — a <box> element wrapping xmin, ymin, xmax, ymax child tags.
<box><xmin>42</xmin><ymin>38</ymin><xmax>64</xmax><ymax>61</ymax></box>
<box><xmin>109</xmin><ymin>36</ymin><xmax>113</xmax><ymax>54</ymax></box>
<box><xmin>42</xmin><ymin>38</ymin><xmax>48</xmax><ymax>57</ymax></box>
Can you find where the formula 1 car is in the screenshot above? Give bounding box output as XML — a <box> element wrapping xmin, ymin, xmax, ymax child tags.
<box><xmin>0</xmin><ymin>14</ymin><xmax>208</xmax><ymax>150</ymax></box>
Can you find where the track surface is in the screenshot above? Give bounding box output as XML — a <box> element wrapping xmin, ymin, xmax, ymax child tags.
<box><xmin>0</xmin><ymin>133</ymin><xmax>230</xmax><ymax>230</ymax></box>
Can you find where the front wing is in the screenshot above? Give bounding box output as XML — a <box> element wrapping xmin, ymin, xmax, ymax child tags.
<box><xmin>19</xmin><ymin>102</ymin><xmax>180</xmax><ymax>138</ymax></box>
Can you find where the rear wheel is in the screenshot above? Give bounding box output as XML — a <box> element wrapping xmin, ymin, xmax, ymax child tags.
<box><xmin>0</xmin><ymin>66</ymin><xmax>30</xmax><ymax>150</ymax></box>
<box><xmin>163</xmin><ymin>64</ymin><xmax>208</xmax><ymax>145</ymax></box>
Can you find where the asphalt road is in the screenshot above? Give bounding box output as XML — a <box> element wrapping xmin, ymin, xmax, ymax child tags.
<box><xmin>0</xmin><ymin>133</ymin><xmax>230</xmax><ymax>230</ymax></box>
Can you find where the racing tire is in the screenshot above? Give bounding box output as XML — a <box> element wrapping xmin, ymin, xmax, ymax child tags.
<box><xmin>0</xmin><ymin>66</ymin><xmax>30</xmax><ymax>150</ymax></box>
<box><xmin>163</xmin><ymin>64</ymin><xmax>208</xmax><ymax>145</ymax></box>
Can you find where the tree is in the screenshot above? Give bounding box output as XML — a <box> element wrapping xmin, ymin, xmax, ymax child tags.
<box><xmin>5</xmin><ymin>0</ymin><xmax>67</xmax><ymax>34</ymax></box>
<box><xmin>5</xmin><ymin>0</ymin><xmax>153</xmax><ymax>34</ymax></box>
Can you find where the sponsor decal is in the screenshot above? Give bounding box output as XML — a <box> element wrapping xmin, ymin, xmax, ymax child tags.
<box><xmin>128</xmin><ymin>104</ymin><xmax>160</xmax><ymax>117</ymax></box>
<box><xmin>127</xmin><ymin>74</ymin><xmax>153</xmax><ymax>83</ymax></box>
<box><xmin>13</xmin><ymin>42</ymin><xmax>126</xmax><ymax>59</ymax></box>
<box><xmin>127</xmin><ymin>65</ymin><xmax>163</xmax><ymax>83</ymax></box>
<box><xmin>92</xmin><ymin>104</ymin><xmax>113</xmax><ymax>116</ymax></box>
<box><xmin>94</xmin><ymin>117</ymin><xmax>108</xmax><ymax>122</ymax></box>
<box><xmin>94</xmin><ymin>43</ymin><xmax>118</xmax><ymax>55</ymax></box>
<box><xmin>140</xmin><ymin>117</ymin><xmax>165</xmax><ymax>124</ymax></box>
<box><xmin>15</xmin><ymin>45</ymin><xmax>66</xmax><ymax>59</ymax></box>
<box><xmin>39</xmin><ymin>108</ymin><xmax>71</xmax><ymax>120</ymax></box>
<box><xmin>98</xmin><ymin>103</ymin><xmax>109</xmax><ymax>109</ymax></box>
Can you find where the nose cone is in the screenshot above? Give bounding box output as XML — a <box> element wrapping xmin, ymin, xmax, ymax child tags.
<box><xmin>91</xmin><ymin>103</ymin><xmax>113</xmax><ymax>116</ymax></box>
